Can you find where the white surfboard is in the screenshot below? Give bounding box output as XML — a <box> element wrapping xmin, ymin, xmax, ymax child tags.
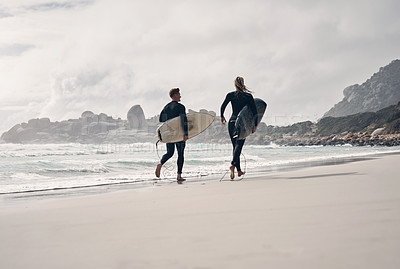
<box><xmin>157</xmin><ymin>112</ymin><xmax>215</xmax><ymax>143</ymax></box>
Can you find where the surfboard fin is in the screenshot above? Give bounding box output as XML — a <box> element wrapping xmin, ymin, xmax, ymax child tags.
<box><xmin>158</xmin><ymin>129</ymin><xmax>163</xmax><ymax>142</ymax></box>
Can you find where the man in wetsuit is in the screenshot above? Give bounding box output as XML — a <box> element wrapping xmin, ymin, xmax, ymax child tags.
<box><xmin>155</xmin><ymin>88</ymin><xmax>188</xmax><ymax>182</ymax></box>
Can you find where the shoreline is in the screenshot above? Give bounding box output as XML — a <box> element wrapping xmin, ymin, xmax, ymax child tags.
<box><xmin>2</xmin><ymin>150</ymin><xmax>400</xmax><ymax>204</ymax></box>
<box><xmin>1</xmin><ymin>153</ymin><xmax>399</xmax><ymax>268</ymax></box>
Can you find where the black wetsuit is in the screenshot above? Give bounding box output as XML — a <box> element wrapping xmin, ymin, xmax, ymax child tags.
<box><xmin>159</xmin><ymin>101</ymin><xmax>188</xmax><ymax>174</ymax></box>
<box><xmin>220</xmin><ymin>91</ymin><xmax>258</xmax><ymax>171</ymax></box>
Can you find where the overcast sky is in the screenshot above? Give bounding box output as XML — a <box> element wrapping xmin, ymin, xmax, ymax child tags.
<box><xmin>1</xmin><ymin>0</ymin><xmax>399</xmax><ymax>133</ymax></box>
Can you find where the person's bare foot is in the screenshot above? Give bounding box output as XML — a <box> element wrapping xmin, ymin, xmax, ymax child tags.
<box><xmin>155</xmin><ymin>163</ymin><xmax>162</xmax><ymax>178</ymax></box>
<box><xmin>177</xmin><ymin>174</ymin><xmax>186</xmax><ymax>183</ymax></box>
<box><xmin>238</xmin><ymin>170</ymin><xmax>245</xmax><ymax>177</ymax></box>
<box><xmin>230</xmin><ymin>165</ymin><xmax>235</xmax><ymax>180</ymax></box>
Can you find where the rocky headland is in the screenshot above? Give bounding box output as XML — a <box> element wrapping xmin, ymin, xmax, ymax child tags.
<box><xmin>1</xmin><ymin>101</ymin><xmax>400</xmax><ymax>146</ymax></box>
<box><xmin>324</xmin><ymin>59</ymin><xmax>400</xmax><ymax>118</ymax></box>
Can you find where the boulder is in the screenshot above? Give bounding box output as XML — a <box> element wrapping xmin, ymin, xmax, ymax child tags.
<box><xmin>98</xmin><ymin>113</ymin><xmax>109</xmax><ymax>122</ymax></box>
<box><xmin>371</xmin><ymin>127</ymin><xmax>385</xmax><ymax>136</ymax></box>
<box><xmin>27</xmin><ymin>118</ymin><xmax>51</xmax><ymax>129</ymax></box>
<box><xmin>81</xmin><ymin>111</ymin><xmax>95</xmax><ymax>118</ymax></box>
<box><xmin>127</xmin><ymin>105</ymin><xmax>147</xmax><ymax>130</ymax></box>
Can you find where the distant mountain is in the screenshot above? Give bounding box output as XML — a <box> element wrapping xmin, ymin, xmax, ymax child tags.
<box><xmin>323</xmin><ymin>59</ymin><xmax>400</xmax><ymax>118</ymax></box>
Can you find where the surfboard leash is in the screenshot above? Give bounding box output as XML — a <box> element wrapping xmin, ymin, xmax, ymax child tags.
<box><xmin>220</xmin><ymin>170</ymin><xmax>230</xmax><ymax>181</ymax></box>
<box><xmin>239</xmin><ymin>153</ymin><xmax>247</xmax><ymax>181</ymax></box>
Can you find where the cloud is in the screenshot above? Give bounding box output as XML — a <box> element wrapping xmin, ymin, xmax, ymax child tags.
<box><xmin>0</xmin><ymin>9</ymin><xmax>13</xmax><ymax>18</ymax></box>
<box><xmin>25</xmin><ymin>0</ymin><xmax>93</xmax><ymax>11</ymax></box>
<box><xmin>40</xmin><ymin>64</ymin><xmax>137</xmax><ymax>120</ymax></box>
<box><xmin>0</xmin><ymin>0</ymin><xmax>400</xmax><ymax>133</ymax></box>
<box><xmin>0</xmin><ymin>43</ymin><xmax>35</xmax><ymax>56</ymax></box>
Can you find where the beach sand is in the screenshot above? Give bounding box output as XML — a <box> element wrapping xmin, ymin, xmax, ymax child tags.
<box><xmin>1</xmin><ymin>154</ymin><xmax>399</xmax><ymax>269</ymax></box>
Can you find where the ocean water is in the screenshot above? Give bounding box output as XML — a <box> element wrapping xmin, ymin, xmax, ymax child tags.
<box><xmin>1</xmin><ymin>142</ymin><xmax>400</xmax><ymax>197</ymax></box>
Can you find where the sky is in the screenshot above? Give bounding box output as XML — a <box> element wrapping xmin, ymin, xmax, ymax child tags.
<box><xmin>1</xmin><ymin>0</ymin><xmax>399</xmax><ymax>133</ymax></box>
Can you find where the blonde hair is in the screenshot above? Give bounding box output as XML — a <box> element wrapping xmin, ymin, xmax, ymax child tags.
<box><xmin>234</xmin><ymin>76</ymin><xmax>252</xmax><ymax>94</ymax></box>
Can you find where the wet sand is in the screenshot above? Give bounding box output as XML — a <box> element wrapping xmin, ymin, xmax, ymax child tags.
<box><xmin>1</xmin><ymin>154</ymin><xmax>399</xmax><ymax>269</ymax></box>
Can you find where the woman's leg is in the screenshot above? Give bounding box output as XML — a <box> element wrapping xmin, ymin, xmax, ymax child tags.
<box><xmin>227</xmin><ymin>120</ymin><xmax>237</xmax><ymax>179</ymax></box>
<box><xmin>228</xmin><ymin>120</ymin><xmax>236</xmax><ymax>149</ymax></box>
<box><xmin>232</xmin><ymin>139</ymin><xmax>245</xmax><ymax>172</ymax></box>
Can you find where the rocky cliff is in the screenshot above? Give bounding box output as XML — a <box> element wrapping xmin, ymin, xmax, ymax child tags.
<box><xmin>324</xmin><ymin>59</ymin><xmax>400</xmax><ymax>118</ymax></box>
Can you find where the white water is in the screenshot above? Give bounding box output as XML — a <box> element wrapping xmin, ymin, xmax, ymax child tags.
<box><xmin>1</xmin><ymin>143</ymin><xmax>400</xmax><ymax>195</ymax></box>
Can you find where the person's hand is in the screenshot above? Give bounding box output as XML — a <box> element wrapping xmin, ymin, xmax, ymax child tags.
<box><xmin>183</xmin><ymin>135</ymin><xmax>188</xmax><ymax>142</ymax></box>
<box><xmin>252</xmin><ymin>125</ymin><xmax>258</xmax><ymax>133</ymax></box>
<box><xmin>221</xmin><ymin>116</ymin><xmax>226</xmax><ymax>125</ymax></box>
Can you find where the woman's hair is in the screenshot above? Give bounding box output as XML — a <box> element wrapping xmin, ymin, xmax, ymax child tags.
<box><xmin>234</xmin><ymin>76</ymin><xmax>252</xmax><ymax>94</ymax></box>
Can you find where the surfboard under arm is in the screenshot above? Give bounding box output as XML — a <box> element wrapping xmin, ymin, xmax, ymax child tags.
<box><xmin>235</xmin><ymin>98</ymin><xmax>267</xmax><ymax>140</ymax></box>
<box><xmin>156</xmin><ymin>112</ymin><xmax>215</xmax><ymax>143</ymax></box>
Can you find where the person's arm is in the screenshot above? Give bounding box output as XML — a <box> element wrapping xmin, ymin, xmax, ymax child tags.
<box><xmin>248</xmin><ymin>95</ymin><xmax>258</xmax><ymax>130</ymax></box>
<box><xmin>180</xmin><ymin>105</ymin><xmax>189</xmax><ymax>139</ymax></box>
<box><xmin>220</xmin><ymin>93</ymin><xmax>231</xmax><ymax>125</ymax></box>
<box><xmin>159</xmin><ymin>107</ymin><xmax>167</xmax><ymax>122</ymax></box>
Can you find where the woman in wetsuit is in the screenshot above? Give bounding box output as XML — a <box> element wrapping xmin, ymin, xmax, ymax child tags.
<box><xmin>220</xmin><ymin>76</ymin><xmax>258</xmax><ymax>179</ymax></box>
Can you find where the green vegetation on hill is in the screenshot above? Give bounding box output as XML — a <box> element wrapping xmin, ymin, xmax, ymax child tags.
<box><xmin>266</xmin><ymin>121</ymin><xmax>314</xmax><ymax>136</ymax></box>
<box><xmin>317</xmin><ymin>101</ymin><xmax>400</xmax><ymax>136</ymax></box>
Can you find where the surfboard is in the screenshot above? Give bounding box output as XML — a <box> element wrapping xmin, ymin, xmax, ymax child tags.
<box><xmin>235</xmin><ymin>98</ymin><xmax>267</xmax><ymax>140</ymax></box>
<box><xmin>157</xmin><ymin>112</ymin><xmax>215</xmax><ymax>143</ymax></box>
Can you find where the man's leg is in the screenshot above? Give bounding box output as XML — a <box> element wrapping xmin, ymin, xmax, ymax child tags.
<box><xmin>155</xmin><ymin>143</ymin><xmax>175</xmax><ymax>178</ymax></box>
<box><xmin>176</xmin><ymin>141</ymin><xmax>186</xmax><ymax>181</ymax></box>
